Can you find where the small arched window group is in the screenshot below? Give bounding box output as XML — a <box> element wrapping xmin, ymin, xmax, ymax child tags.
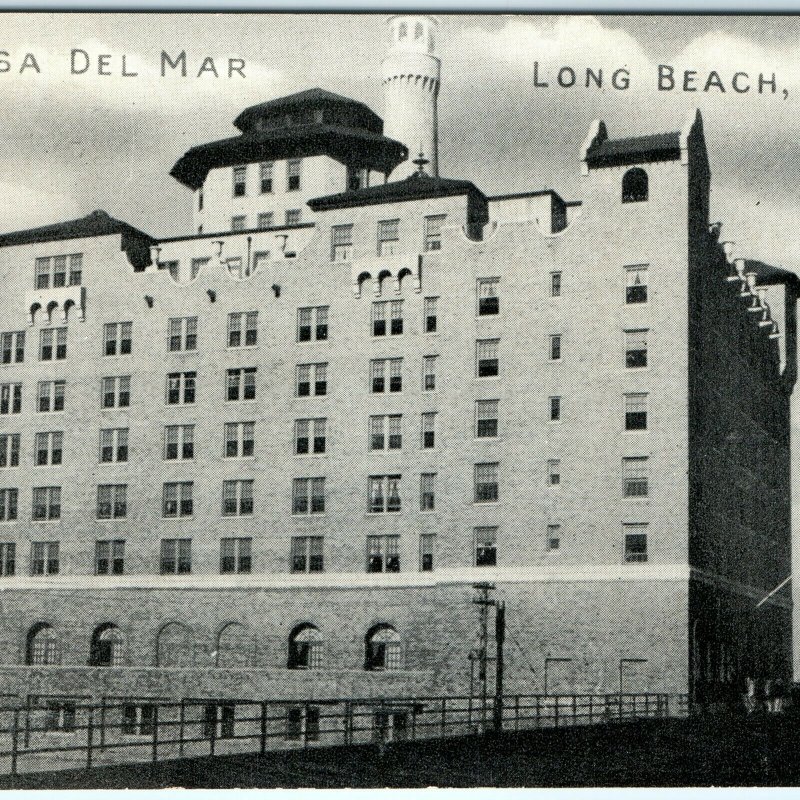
<box><xmin>622</xmin><ymin>167</ymin><xmax>648</xmax><ymax>203</ymax></box>
<box><xmin>288</xmin><ymin>624</ymin><xmax>323</xmax><ymax>669</ymax></box>
<box><xmin>26</xmin><ymin>623</ymin><xmax>60</xmax><ymax>665</ymax></box>
<box><xmin>365</xmin><ymin>624</ymin><xmax>401</xmax><ymax>671</ymax></box>
<box><xmin>89</xmin><ymin>624</ymin><xmax>124</xmax><ymax>667</ymax></box>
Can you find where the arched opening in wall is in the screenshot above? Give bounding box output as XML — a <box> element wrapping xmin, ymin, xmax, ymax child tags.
<box><xmin>89</xmin><ymin>623</ymin><xmax>124</xmax><ymax>667</ymax></box>
<box><xmin>155</xmin><ymin>621</ymin><xmax>194</xmax><ymax>668</ymax></box>
<box><xmin>288</xmin><ymin>623</ymin><xmax>323</xmax><ymax>670</ymax></box>
<box><xmin>364</xmin><ymin>624</ymin><xmax>401</xmax><ymax>671</ymax></box>
<box><xmin>377</xmin><ymin>269</ymin><xmax>393</xmax><ymax>295</ymax></box>
<box><xmin>216</xmin><ymin>622</ymin><xmax>254</xmax><ymax>668</ymax></box>
<box><xmin>45</xmin><ymin>300</ymin><xmax>59</xmax><ymax>324</ymax></box>
<box><xmin>62</xmin><ymin>298</ymin><xmax>75</xmax><ymax>323</ymax></box>
<box><xmin>622</xmin><ymin>168</ymin><xmax>648</xmax><ymax>203</ymax></box>
<box><xmin>26</xmin><ymin>623</ymin><xmax>60</xmax><ymax>665</ymax></box>
<box><xmin>356</xmin><ymin>271</ymin><xmax>372</xmax><ymax>295</ymax></box>
<box><xmin>396</xmin><ymin>267</ymin><xmax>413</xmax><ymax>293</ymax></box>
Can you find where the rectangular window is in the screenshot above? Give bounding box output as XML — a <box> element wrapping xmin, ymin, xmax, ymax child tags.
<box><xmin>0</xmin><ymin>542</ymin><xmax>15</xmax><ymax>576</ymax></box>
<box><xmin>550</xmin><ymin>271</ymin><xmax>562</xmax><ymax>297</ymax></box>
<box><xmin>0</xmin><ymin>384</ymin><xmax>21</xmax><ymax>415</ymax></box>
<box><xmin>292</xmin><ymin>477</ymin><xmax>325</xmax><ymax>515</ymax></box>
<box><xmin>100</xmin><ymin>428</ymin><xmax>128</xmax><ymax>463</ymax></box>
<box><xmin>34</xmin><ymin>255</ymin><xmax>82</xmax><ymax>289</ymax></box>
<box><xmin>296</xmin><ymin>363</ymin><xmax>327</xmax><ymax>397</ymax></box>
<box><xmin>331</xmin><ymin>224</ymin><xmax>353</xmax><ymax>261</ymax></box>
<box><xmin>623</xmin><ymin>457</ymin><xmax>649</xmax><ymax>498</ymax></box>
<box><xmin>549</xmin><ymin>396</ymin><xmax>561</xmax><ymax>422</ymax></box>
<box><xmin>626</xmin><ymin>264</ymin><xmax>648</xmax><ymax>304</ymax></box>
<box><xmin>38</xmin><ymin>380</ymin><xmax>65</xmax><ymax>413</ymax></box>
<box><xmin>547</xmin><ymin>524</ymin><xmax>561</xmax><ymax>551</ymax></box>
<box><xmin>291</xmin><ymin>536</ymin><xmax>324</xmax><ymax>573</ymax></box>
<box><xmin>163</xmin><ymin>482</ymin><xmax>193</xmax><ymax>517</ymax></box>
<box><xmin>260</xmin><ymin>161</ymin><xmax>273</xmax><ymax>193</ymax></box>
<box><xmin>228</xmin><ymin>311</ymin><xmax>258</xmax><ymax>348</ymax></box>
<box><xmin>368</xmin><ymin>415</ymin><xmax>401</xmax><ymax>451</ymax></box>
<box><xmin>422</xmin><ymin>355</ymin><xmax>437</xmax><ymax>391</ymax></box>
<box><xmin>102</xmin><ymin>376</ymin><xmax>130</xmax><ymax>409</ymax></box>
<box><xmin>367</xmin><ymin>534</ymin><xmax>400</xmax><ymax>573</ymax></box>
<box><xmin>477</xmin><ymin>278</ymin><xmax>500</xmax><ymax>315</ymax></box>
<box><xmin>624</xmin><ymin>524</ymin><xmax>648</xmax><ymax>563</ymax></box>
<box><xmin>548</xmin><ymin>459</ymin><xmax>561</xmax><ymax>486</ymax></box>
<box><xmin>222</xmin><ymin>480</ymin><xmax>254</xmax><ymax>516</ymax></box>
<box><xmin>220</xmin><ymin>537</ymin><xmax>252</xmax><ymax>574</ymax></box>
<box><xmin>35</xmin><ymin>257</ymin><xmax>50</xmax><ymax>289</ymax></box>
<box><xmin>168</xmin><ymin>317</ymin><xmax>197</xmax><ymax>352</ymax></box>
<box><xmin>372</xmin><ymin>300</ymin><xmax>403</xmax><ymax>336</ymax></box>
<box><xmin>368</xmin><ymin>475</ymin><xmax>401</xmax><ymax>514</ymax></box>
<box><xmin>625</xmin><ymin>329</ymin><xmax>648</xmax><ymax>369</ymax></box>
<box><xmin>421</xmin><ymin>412</ymin><xmax>436</xmax><ymax>449</ymax></box>
<box><xmin>474</xmin><ymin>463</ymin><xmax>499</xmax><ymax>504</ymax></box>
<box><xmin>424</xmin><ymin>215</ymin><xmax>446</xmax><ymax>252</ymax></box>
<box><xmin>31</xmin><ymin>540</ymin><xmax>59</xmax><ymax>574</ymax></box>
<box><xmin>231</xmin><ymin>215</ymin><xmax>246</xmax><ymax>232</ymax></box>
<box><xmin>475</xmin><ymin>400</ymin><xmax>499</xmax><ymax>438</ymax></box>
<box><xmin>226</xmin><ymin>367</ymin><xmax>256</xmax><ymax>401</ymax></box>
<box><xmin>160</xmin><ymin>538</ymin><xmax>192</xmax><ymax>574</ymax></box>
<box><xmin>95</xmin><ymin>539</ymin><xmax>125</xmax><ymax>575</ymax></box>
<box><xmin>166</xmin><ymin>371</ymin><xmax>196</xmax><ymax>404</ymax></box>
<box><xmin>475</xmin><ymin>527</ymin><xmax>497</xmax><ymax>567</ymax></box>
<box><xmin>285</xmin><ymin>209</ymin><xmax>301</xmax><ymax>226</ymax></box>
<box><xmin>164</xmin><ymin>424</ymin><xmax>194</xmax><ymax>461</ymax></box>
<box><xmin>103</xmin><ymin>322</ymin><xmax>131</xmax><ymax>357</ymax></box>
<box><xmin>423</xmin><ymin>297</ymin><xmax>437</xmax><ymax>333</ymax></box>
<box><xmin>40</xmin><ymin>327</ymin><xmax>67</xmax><ymax>361</ymax></box>
<box><xmin>0</xmin><ymin>489</ymin><xmax>18</xmax><ymax>521</ymax></box>
<box><xmin>97</xmin><ymin>484</ymin><xmax>127</xmax><ymax>519</ymax></box>
<box><xmin>419</xmin><ymin>533</ymin><xmax>435</xmax><ymax>572</ymax></box>
<box><xmin>549</xmin><ymin>334</ymin><xmax>562</xmax><ymax>361</ymax></box>
<box><xmin>625</xmin><ymin>393</ymin><xmax>648</xmax><ymax>431</ymax></box>
<box><xmin>224</xmin><ymin>421</ymin><xmax>254</xmax><ymax>458</ymax></box>
<box><xmin>420</xmin><ymin>473</ymin><xmax>436</xmax><ymax>512</ymax></box>
<box><xmin>35</xmin><ymin>432</ymin><xmax>63</xmax><ymax>466</ymax></box>
<box><xmin>122</xmin><ymin>704</ymin><xmax>155</xmax><ymax>736</ymax></box>
<box><xmin>32</xmin><ymin>486</ymin><xmax>60</xmax><ymax>521</ymax></box>
<box><xmin>297</xmin><ymin>306</ymin><xmax>328</xmax><ymax>342</ymax></box>
<box><xmin>0</xmin><ymin>434</ymin><xmax>20</xmax><ymax>468</ymax></box>
<box><xmin>287</xmin><ymin>159</ymin><xmax>302</xmax><ymax>191</ymax></box>
<box><xmin>295</xmin><ymin>418</ymin><xmax>326</xmax><ymax>455</ymax></box>
<box><xmin>257</xmin><ymin>212</ymin><xmax>274</xmax><ymax>230</ymax></box>
<box><xmin>190</xmin><ymin>258</ymin><xmax>209</xmax><ymax>281</ymax></box>
<box><xmin>370</xmin><ymin>358</ymin><xmax>402</xmax><ymax>393</ymax></box>
<box><xmin>1</xmin><ymin>331</ymin><xmax>25</xmax><ymax>364</ymax></box>
<box><xmin>476</xmin><ymin>339</ymin><xmax>499</xmax><ymax>377</ymax></box>
<box><xmin>377</xmin><ymin>219</ymin><xmax>400</xmax><ymax>256</ymax></box>
<box><xmin>233</xmin><ymin>165</ymin><xmax>246</xmax><ymax>196</ymax></box>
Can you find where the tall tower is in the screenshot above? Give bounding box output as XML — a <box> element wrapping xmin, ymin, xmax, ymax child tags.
<box><xmin>382</xmin><ymin>15</ymin><xmax>440</xmax><ymax>181</ymax></box>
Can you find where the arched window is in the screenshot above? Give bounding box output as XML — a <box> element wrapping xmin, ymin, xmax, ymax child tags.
<box><xmin>414</xmin><ymin>22</ymin><xmax>424</xmax><ymax>39</ymax></box>
<box><xmin>398</xmin><ymin>22</ymin><xmax>407</xmax><ymax>39</ymax></box>
<box><xmin>90</xmin><ymin>624</ymin><xmax>123</xmax><ymax>667</ymax></box>
<box><xmin>216</xmin><ymin>622</ymin><xmax>254</xmax><ymax>668</ymax></box>
<box><xmin>365</xmin><ymin>624</ymin><xmax>401</xmax><ymax>671</ymax></box>
<box><xmin>26</xmin><ymin>623</ymin><xmax>60</xmax><ymax>665</ymax></box>
<box><xmin>156</xmin><ymin>622</ymin><xmax>194</xmax><ymax>667</ymax></box>
<box><xmin>288</xmin><ymin>624</ymin><xmax>323</xmax><ymax>669</ymax></box>
<box><xmin>622</xmin><ymin>168</ymin><xmax>648</xmax><ymax>203</ymax></box>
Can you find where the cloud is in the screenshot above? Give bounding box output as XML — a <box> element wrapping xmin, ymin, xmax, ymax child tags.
<box><xmin>0</xmin><ymin>182</ymin><xmax>82</xmax><ymax>233</ymax></box>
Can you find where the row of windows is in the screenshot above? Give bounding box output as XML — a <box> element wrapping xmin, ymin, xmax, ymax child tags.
<box><xmin>231</xmin><ymin>159</ymin><xmax>302</xmax><ymax>198</ymax></box>
<box><xmin>230</xmin><ymin>210</ymin><xmax>301</xmax><ymax>232</ymax></box>
<box><xmin>25</xmin><ymin>620</ymin><xmax>402</xmax><ymax>676</ymax></box>
<box><xmin>0</xmin><ymin>523</ymin><xmax>649</xmax><ymax>581</ymax></box>
<box><xmin>0</xmin><ymin>459</ymin><xmax>650</xmax><ymax>523</ymax></box>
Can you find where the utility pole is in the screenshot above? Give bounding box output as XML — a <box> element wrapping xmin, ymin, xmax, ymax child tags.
<box><xmin>472</xmin><ymin>582</ymin><xmax>498</xmax><ymax>731</ymax></box>
<box><xmin>493</xmin><ymin>601</ymin><xmax>505</xmax><ymax>732</ymax></box>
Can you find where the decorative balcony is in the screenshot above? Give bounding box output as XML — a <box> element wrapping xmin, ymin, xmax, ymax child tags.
<box><xmin>25</xmin><ymin>286</ymin><xmax>85</xmax><ymax>325</ymax></box>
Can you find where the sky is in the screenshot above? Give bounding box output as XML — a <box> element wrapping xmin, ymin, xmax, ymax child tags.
<box><xmin>1</xmin><ymin>12</ymin><xmax>799</xmax><ymax>269</ymax></box>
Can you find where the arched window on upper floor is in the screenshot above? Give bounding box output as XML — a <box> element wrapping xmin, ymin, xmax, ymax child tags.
<box><xmin>89</xmin><ymin>623</ymin><xmax>124</xmax><ymax>667</ymax></box>
<box><xmin>414</xmin><ymin>22</ymin><xmax>424</xmax><ymax>39</ymax></box>
<box><xmin>288</xmin><ymin>624</ymin><xmax>323</xmax><ymax>669</ymax></box>
<box><xmin>622</xmin><ymin>167</ymin><xmax>648</xmax><ymax>203</ymax></box>
<box><xmin>26</xmin><ymin>623</ymin><xmax>60</xmax><ymax>665</ymax></box>
<box><xmin>398</xmin><ymin>22</ymin><xmax>407</xmax><ymax>40</ymax></box>
<box><xmin>365</xmin><ymin>624</ymin><xmax>401</xmax><ymax>671</ymax></box>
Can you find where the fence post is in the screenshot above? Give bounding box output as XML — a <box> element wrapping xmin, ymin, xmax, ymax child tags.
<box><xmin>100</xmin><ymin>699</ymin><xmax>106</xmax><ymax>752</ymax></box>
<box><xmin>410</xmin><ymin>701</ymin><xmax>417</xmax><ymax>741</ymax></box>
<box><xmin>86</xmin><ymin>706</ymin><xmax>94</xmax><ymax>770</ymax></box>
<box><xmin>23</xmin><ymin>698</ymin><xmax>31</xmax><ymax>749</ymax></box>
<box><xmin>303</xmin><ymin>703</ymin><xmax>310</xmax><ymax>750</ymax></box>
<box><xmin>260</xmin><ymin>701</ymin><xmax>268</xmax><ymax>754</ymax></box>
<box><xmin>514</xmin><ymin>696</ymin><xmax>519</xmax><ymax>731</ymax></box>
<box><xmin>179</xmin><ymin>700</ymin><xmax>186</xmax><ymax>758</ymax></box>
<box><xmin>588</xmin><ymin>696</ymin><xmax>593</xmax><ymax>724</ymax></box>
<box><xmin>151</xmin><ymin>705</ymin><xmax>159</xmax><ymax>763</ymax></box>
<box><xmin>572</xmin><ymin>695</ymin><xmax>577</xmax><ymax>725</ymax></box>
<box><xmin>440</xmin><ymin>697</ymin><xmax>446</xmax><ymax>738</ymax></box>
<box><xmin>210</xmin><ymin>706</ymin><xmax>217</xmax><ymax>756</ymax></box>
<box><xmin>554</xmin><ymin>697</ymin><xmax>559</xmax><ymax>728</ymax></box>
<box><xmin>535</xmin><ymin>695</ymin><xmax>540</xmax><ymax>728</ymax></box>
<box><xmin>10</xmin><ymin>708</ymin><xmax>19</xmax><ymax>777</ymax></box>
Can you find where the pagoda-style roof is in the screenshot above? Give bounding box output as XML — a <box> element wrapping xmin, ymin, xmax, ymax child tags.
<box><xmin>308</xmin><ymin>172</ymin><xmax>485</xmax><ymax>212</ymax></box>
